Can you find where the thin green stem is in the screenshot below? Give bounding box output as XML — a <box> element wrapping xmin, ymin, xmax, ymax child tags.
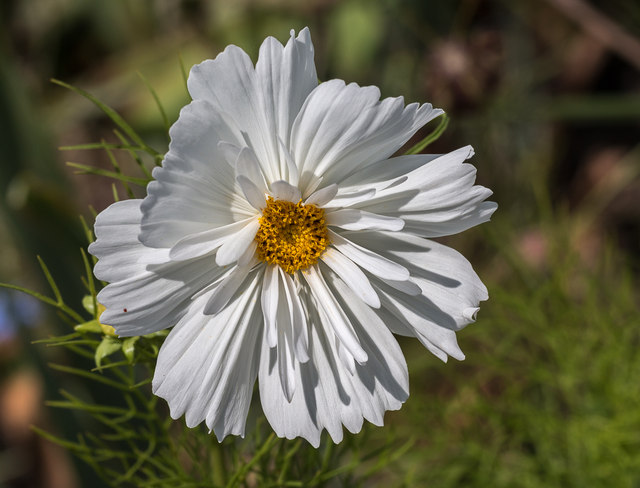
<box><xmin>226</xmin><ymin>433</ymin><xmax>278</xmax><ymax>488</ymax></box>
<box><xmin>211</xmin><ymin>443</ymin><xmax>227</xmax><ymax>487</ymax></box>
<box><xmin>405</xmin><ymin>114</ymin><xmax>449</xmax><ymax>155</ymax></box>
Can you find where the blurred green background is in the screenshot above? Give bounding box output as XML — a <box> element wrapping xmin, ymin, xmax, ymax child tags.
<box><xmin>1</xmin><ymin>0</ymin><xmax>639</xmax><ymax>487</ymax></box>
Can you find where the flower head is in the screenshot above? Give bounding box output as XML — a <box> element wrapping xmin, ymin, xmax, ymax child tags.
<box><xmin>89</xmin><ymin>27</ymin><xmax>497</xmax><ymax>447</ymax></box>
<box><xmin>255</xmin><ymin>196</ymin><xmax>329</xmax><ymax>273</ymax></box>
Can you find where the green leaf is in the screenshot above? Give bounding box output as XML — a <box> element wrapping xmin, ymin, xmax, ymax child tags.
<box><xmin>31</xmin><ymin>425</ymin><xmax>89</xmax><ymax>452</ymax></box>
<box><xmin>33</xmin><ymin>332</ymin><xmax>81</xmax><ymax>344</ymax></box>
<box><xmin>179</xmin><ymin>54</ymin><xmax>190</xmax><ymax>100</ymax></box>
<box><xmin>143</xmin><ymin>330</ymin><xmax>169</xmax><ymax>339</ymax></box>
<box><xmin>79</xmin><ymin>215</ymin><xmax>95</xmax><ymax>248</ymax></box>
<box><xmin>66</xmin><ymin>162</ymin><xmax>150</xmax><ymax>186</ymax></box>
<box><xmin>59</xmin><ymin>142</ymin><xmax>148</xmax><ymax>151</ymax></box>
<box><xmin>37</xmin><ymin>255</ymin><xmax>63</xmax><ymax>303</ymax></box>
<box><xmin>113</xmin><ymin>129</ymin><xmax>157</xmax><ymax>174</ymax></box>
<box><xmin>95</xmin><ymin>336</ymin><xmax>122</xmax><ymax>369</ymax></box>
<box><xmin>111</xmin><ymin>183</ymin><xmax>120</xmax><ymax>202</ymax></box>
<box><xmin>75</xmin><ymin>319</ymin><xmax>102</xmax><ymax>334</ymax></box>
<box><xmin>122</xmin><ymin>336</ymin><xmax>140</xmax><ymax>364</ymax></box>
<box><xmin>82</xmin><ymin>295</ymin><xmax>96</xmax><ymax>315</ymax></box>
<box><xmin>0</xmin><ymin>282</ymin><xmax>58</xmax><ymax>308</ymax></box>
<box><xmin>104</xmin><ymin>142</ymin><xmax>135</xmax><ymax>198</ymax></box>
<box><xmin>80</xmin><ymin>249</ymin><xmax>99</xmax><ymax>320</ymax></box>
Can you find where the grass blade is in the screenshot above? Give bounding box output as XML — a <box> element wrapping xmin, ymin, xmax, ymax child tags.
<box><xmin>137</xmin><ymin>71</ymin><xmax>170</xmax><ymax>134</ymax></box>
<box><xmin>66</xmin><ymin>162</ymin><xmax>150</xmax><ymax>186</ymax></box>
<box><xmin>51</xmin><ymin>78</ymin><xmax>160</xmax><ymax>156</ymax></box>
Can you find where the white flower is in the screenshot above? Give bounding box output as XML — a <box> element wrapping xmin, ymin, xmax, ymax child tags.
<box><xmin>88</xmin><ymin>27</ymin><xmax>497</xmax><ymax>447</ymax></box>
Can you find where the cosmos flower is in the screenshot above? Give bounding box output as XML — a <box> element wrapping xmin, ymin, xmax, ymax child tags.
<box><xmin>88</xmin><ymin>27</ymin><xmax>497</xmax><ymax>447</ymax></box>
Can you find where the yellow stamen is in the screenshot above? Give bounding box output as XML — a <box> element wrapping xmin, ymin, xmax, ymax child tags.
<box><xmin>255</xmin><ymin>197</ymin><xmax>329</xmax><ymax>274</ymax></box>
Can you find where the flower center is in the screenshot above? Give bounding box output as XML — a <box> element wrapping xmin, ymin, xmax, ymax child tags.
<box><xmin>255</xmin><ymin>197</ymin><xmax>329</xmax><ymax>274</ymax></box>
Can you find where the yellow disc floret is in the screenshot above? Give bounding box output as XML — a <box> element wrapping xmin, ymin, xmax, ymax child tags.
<box><xmin>255</xmin><ymin>197</ymin><xmax>329</xmax><ymax>274</ymax></box>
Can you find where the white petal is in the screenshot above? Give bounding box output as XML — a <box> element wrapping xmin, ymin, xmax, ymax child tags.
<box><xmin>280</xmin><ymin>269</ymin><xmax>310</xmax><ymax>362</ymax></box>
<box><xmin>354</xmin><ymin>146</ymin><xmax>498</xmax><ymax>237</ymax></box>
<box><xmin>326</xmin><ymin>208</ymin><xmax>404</xmax><ymax>231</ymax></box>
<box><xmin>97</xmin><ymin>259</ymin><xmax>224</xmax><ymax>337</ymax></box>
<box><xmin>270</xmin><ymin>180</ymin><xmax>302</xmax><ymax>203</ymax></box>
<box><xmin>275</xmin><ymin>284</ymin><xmax>297</xmax><ymax>402</ymax></box>
<box><xmin>378</xmin><ymin>284</ymin><xmax>465</xmax><ymax>361</ymax></box>
<box><xmin>166</xmin><ymin>101</ymin><xmax>244</xmax><ymax>163</ymax></box>
<box><xmin>348</xmin><ymin>230</ymin><xmax>488</xmax><ymax>330</ymax></box>
<box><xmin>259</xmin><ymin>274</ymin><xmax>408</xmax><ymax>447</ymax></box>
<box><xmin>169</xmin><ymin>218</ymin><xmax>256</xmax><ymax>261</ymax></box>
<box><xmin>329</xmin><ymin>276</ymin><xmax>409</xmax><ymax>413</ymax></box>
<box><xmin>153</xmin><ymin>272</ymin><xmax>263</xmax><ymax>440</ymax></box>
<box><xmin>261</xmin><ymin>265</ymin><xmax>279</xmax><ymax>348</ymax></box>
<box><xmin>382</xmin><ymin>277</ymin><xmax>422</xmax><ymax>296</ymax></box>
<box><xmin>204</xmin><ymin>263</ymin><xmax>254</xmax><ymax>315</ymax></box>
<box><xmin>217</xmin><ymin>141</ymin><xmax>242</xmax><ymax>167</ymax></box>
<box><xmin>89</xmin><ymin>200</ymin><xmax>226</xmax><ymax>337</ymax></box>
<box><xmin>338</xmin><ymin>153</ymin><xmax>441</xmax><ymax>194</ymax></box>
<box><xmin>401</xmin><ymin>201</ymin><xmax>497</xmax><ymax>238</ymax></box>
<box><xmin>290</xmin><ymin>80</ymin><xmax>443</xmax><ymax>194</ymax></box>
<box><xmin>236</xmin><ymin>146</ymin><xmax>268</xmax><ymax>193</ymax></box>
<box><xmin>238</xmin><ymin>241</ymin><xmax>258</xmax><ymax>267</ymax></box>
<box><xmin>346</xmin><ymin>230</ymin><xmax>490</xmax><ymax>361</ymax></box>
<box><xmin>322</xmin><ymin>187</ymin><xmax>376</xmax><ymax>209</ymax></box>
<box><xmin>139</xmin><ymin>100</ymin><xmax>252</xmax><ymax>248</ymax></box>
<box><xmin>188</xmin><ymin>45</ymin><xmax>279</xmax><ymax>181</ymax></box>
<box><xmin>335</xmin><ymin>339</ymin><xmax>356</xmax><ymax>375</ymax></box>
<box><xmin>464</xmin><ymin>307</ymin><xmax>480</xmax><ymax>320</ymax></box>
<box><xmin>301</xmin><ymin>266</ymin><xmax>367</xmax><ymax>364</ymax></box>
<box><xmin>374</xmin><ymin>305</ymin><xmax>452</xmax><ymax>362</ymax></box>
<box><xmin>301</xmin><ymin>174</ymin><xmax>323</xmax><ymax>199</ymax></box>
<box><xmin>260</xmin><ymin>267</ymin><xmax>308</xmax><ymax>401</ymax></box>
<box><xmin>256</xmin><ymin>28</ymin><xmax>317</xmax><ymax>174</ymax></box>
<box><xmin>305</xmin><ymin>184</ymin><xmax>338</xmax><ymax>206</ymax></box>
<box><xmin>89</xmin><ymin>200</ymin><xmax>168</xmax><ymax>283</ymax></box>
<box><xmin>278</xmin><ymin>138</ymin><xmax>299</xmax><ymax>186</ymax></box>
<box><xmin>320</xmin><ymin>248</ymin><xmax>380</xmax><ymax>308</ymax></box>
<box><xmin>215</xmin><ymin>219</ymin><xmax>260</xmax><ymax>266</ymax></box>
<box><xmin>237</xmin><ymin>175</ymin><xmax>267</xmax><ymax>211</ymax></box>
<box><xmin>291</xmin><ymin>80</ymin><xmax>379</xmax><ymax>193</ymax></box>
<box><xmin>328</xmin><ymin>231</ymin><xmax>409</xmax><ymax>282</ymax></box>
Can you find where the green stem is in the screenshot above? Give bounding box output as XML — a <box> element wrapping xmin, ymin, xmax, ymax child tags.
<box><xmin>211</xmin><ymin>443</ymin><xmax>227</xmax><ymax>487</ymax></box>
<box><xmin>226</xmin><ymin>433</ymin><xmax>278</xmax><ymax>488</ymax></box>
